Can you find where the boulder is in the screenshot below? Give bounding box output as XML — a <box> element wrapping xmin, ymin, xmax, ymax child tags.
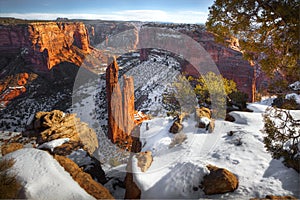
<box><xmin>264</xmin><ymin>195</ymin><xmax>297</xmax><ymax>200</ymax></box>
<box><xmin>169</xmin><ymin>114</ymin><xmax>184</xmax><ymax>134</ymax></box>
<box><xmin>250</xmin><ymin>195</ymin><xmax>297</xmax><ymax>200</ymax></box>
<box><xmin>202</xmin><ymin>165</ymin><xmax>238</xmax><ymax>195</ymax></box>
<box><xmin>125</xmin><ymin>157</ymin><xmax>141</xmax><ymax>199</ymax></box>
<box><xmin>195</xmin><ymin>107</ymin><xmax>215</xmax><ymax>132</ymax></box>
<box><xmin>52</xmin><ymin>141</ymin><xmax>84</xmax><ymax>156</ymax></box>
<box><xmin>26</xmin><ymin>110</ymin><xmax>98</xmax><ymax>155</ymax></box>
<box><xmin>195</xmin><ymin>107</ymin><xmax>211</xmax><ymax>119</ymax></box>
<box><xmin>136</xmin><ymin>151</ymin><xmax>153</xmax><ymax>172</ymax></box>
<box><xmin>225</xmin><ymin>113</ymin><xmax>235</xmax><ymax>122</ymax></box>
<box><xmin>169</xmin><ymin>121</ymin><xmax>183</xmax><ymax>134</ymax></box>
<box><xmin>208</xmin><ymin>119</ymin><xmax>215</xmax><ymax>133</ymax></box>
<box><xmin>1</xmin><ymin>143</ymin><xmax>23</xmax><ymax>156</ymax></box>
<box><xmin>124</xmin><ymin>172</ymin><xmax>141</xmax><ymax>199</ymax></box>
<box><xmin>54</xmin><ymin>155</ymin><xmax>114</xmax><ymax>199</ymax></box>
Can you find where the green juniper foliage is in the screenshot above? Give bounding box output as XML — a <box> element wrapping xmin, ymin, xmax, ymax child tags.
<box><xmin>206</xmin><ymin>0</ymin><xmax>300</xmax><ymax>82</ymax></box>
<box><xmin>263</xmin><ymin>107</ymin><xmax>300</xmax><ymax>172</ymax></box>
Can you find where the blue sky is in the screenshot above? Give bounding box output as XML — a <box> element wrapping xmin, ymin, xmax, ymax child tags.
<box><xmin>0</xmin><ymin>0</ymin><xmax>214</xmax><ymax>24</ymax></box>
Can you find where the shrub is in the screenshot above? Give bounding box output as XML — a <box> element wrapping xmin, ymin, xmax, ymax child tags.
<box><xmin>192</xmin><ymin>72</ymin><xmax>237</xmax><ymax>118</ymax></box>
<box><xmin>281</xmin><ymin>98</ymin><xmax>300</xmax><ymax>110</ymax></box>
<box><xmin>109</xmin><ymin>157</ymin><xmax>122</xmax><ymax>167</ymax></box>
<box><xmin>263</xmin><ymin>107</ymin><xmax>300</xmax><ymax>172</ymax></box>
<box><xmin>0</xmin><ymin>159</ymin><xmax>21</xmax><ymax>199</ymax></box>
<box><xmin>228</xmin><ymin>91</ymin><xmax>249</xmax><ymax>110</ymax></box>
<box><xmin>165</xmin><ymin>75</ymin><xmax>198</xmax><ymax>114</ymax></box>
<box><xmin>272</xmin><ymin>96</ymin><xmax>300</xmax><ymax>110</ymax></box>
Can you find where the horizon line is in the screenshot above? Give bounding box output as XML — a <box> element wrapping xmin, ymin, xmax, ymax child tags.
<box><xmin>0</xmin><ymin>10</ymin><xmax>209</xmax><ymax>24</ymax></box>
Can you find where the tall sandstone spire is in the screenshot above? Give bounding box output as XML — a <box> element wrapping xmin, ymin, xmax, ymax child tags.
<box><xmin>106</xmin><ymin>57</ymin><xmax>120</xmax><ymax>142</ymax></box>
<box><xmin>106</xmin><ymin>58</ymin><xmax>135</xmax><ymax>150</ymax></box>
<box><xmin>123</xmin><ymin>75</ymin><xmax>135</xmax><ymax>136</ymax></box>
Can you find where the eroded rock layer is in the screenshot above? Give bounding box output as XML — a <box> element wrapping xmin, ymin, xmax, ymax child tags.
<box><xmin>0</xmin><ymin>22</ymin><xmax>102</xmax><ymax>74</ymax></box>
<box><xmin>106</xmin><ymin>58</ymin><xmax>136</xmax><ymax>150</ymax></box>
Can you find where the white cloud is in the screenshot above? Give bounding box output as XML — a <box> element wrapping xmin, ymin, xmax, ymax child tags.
<box><xmin>0</xmin><ymin>10</ymin><xmax>208</xmax><ymax>24</ymax></box>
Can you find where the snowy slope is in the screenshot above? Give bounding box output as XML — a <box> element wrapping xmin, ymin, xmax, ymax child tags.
<box><xmin>131</xmin><ymin>102</ymin><xmax>300</xmax><ymax>199</ymax></box>
<box><xmin>70</xmin><ymin>52</ymin><xmax>182</xmax><ymax>169</ymax></box>
<box><xmin>4</xmin><ymin>148</ymin><xmax>95</xmax><ymax>200</ymax></box>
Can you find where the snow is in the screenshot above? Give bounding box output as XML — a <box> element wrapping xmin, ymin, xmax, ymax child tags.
<box><xmin>200</xmin><ymin>116</ymin><xmax>211</xmax><ymax>126</ymax></box>
<box><xmin>285</xmin><ymin>93</ymin><xmax>300</xmax><ymax>104</ymax></box>
<box><xmin>289</xmin><ymin>81</ymin><xmax>300</xmax><ymax>91</ymax></box>
<box><xmin>130</xmin><ymin>101</ymin><xmax>300</xmax><ymax>199</ymax></box>
<box><xmin>4</xmin><ymin>148</ymin><xmax>95</xmax><ymax>200</ymax></box>
<box><xmin>37</xmin><ymin>138</ymin><xmax>70</xmax><ymax>152</ymax></box>
<box><xmin>68</xmin><ymin>149</ymin><xmax>93</xmax><ymax>168</ymax></box>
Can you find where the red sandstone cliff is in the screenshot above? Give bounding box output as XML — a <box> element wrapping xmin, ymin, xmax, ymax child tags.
<box><xmin>28</xmin><ymin>22</ymin><xmax>91</xmax><ymax>70</ymax></box>
<box><xmin>0</xmin><ymin>22</ymin><xmax>102</xmax><ymax>74</ymax></box>
<box><xmin>139</xmin><ymin>27</ymin><xmax>255</xmax><ymax>102</ymax></box>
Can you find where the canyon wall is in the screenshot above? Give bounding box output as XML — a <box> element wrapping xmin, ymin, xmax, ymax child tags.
<box><xmin>139</xmin><ymin>26</ymin><xmax>255</xmax><ymax>102</ymax></box>
<box><xmin>0</xmin><ymin>20</ymin><xmax>256</xmax><ymax>101</ymax></box>
<box><xmin>0</xmin><ymin>22</ymin><xmax>99</xmax><ymax>74</ymax></box>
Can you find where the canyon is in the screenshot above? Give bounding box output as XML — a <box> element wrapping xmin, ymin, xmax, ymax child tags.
<box><xmin>0</xmin><ymin>19</ymin><xmax>257</xmax><ymax>102</ymax></box>
<box><xmin>0</xmin><ymin>19</ymin><xmax>299</xmax><ymax>200</ymax></box>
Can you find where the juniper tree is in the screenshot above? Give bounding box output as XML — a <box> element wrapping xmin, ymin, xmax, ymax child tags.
<box><xmin>263</xmin><ymin>107</ymin><xmax>300</xmax><ymax>172</ymax></box>
<box><xmin>206</xmin><ymin>0</ymin><xmax>300</xmax><ymax>82</ymax></box>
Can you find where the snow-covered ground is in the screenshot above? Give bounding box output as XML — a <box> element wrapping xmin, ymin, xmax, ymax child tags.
<box><xmin>4</xmin><ymin>148</ymin><xmax>95</xmax><ymax>200</ymax></box>
<box><xmin>1</xmin><ymin>49</ymin><xmax>299</xmax><ymax>199</ymax></box>
<box><xmin>68</xmin><ymin>53</ymin><xmax>299</xmax><ymax>198</ymax></box>
<box><xmin>286</xmin><ymin>93</ymin><xmax>300</xmax><ymax>104</ymax></box>
<box><xmin>127</xmin><ymin>102</ymin><xmax>300</xmax><ymax>199</ymax></box>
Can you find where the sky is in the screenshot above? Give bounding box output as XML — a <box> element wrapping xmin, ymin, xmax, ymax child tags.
<box><xmin>0</xmin><ymin>0</ymin><xmax>214</xmax><ymax>24</ymax></box>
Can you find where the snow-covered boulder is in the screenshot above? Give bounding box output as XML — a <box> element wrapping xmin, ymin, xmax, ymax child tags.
<box><xmin>4</xmin><ymin>148</ymin><xmax>95</xmax><ymax>200</ymax></box>
<box><xmin>289</xmin><ymin>81</ymin><xmax>300</xmax><ymax>91</ymax></box>
<box><xmin>169</xmin><ymin>114</ymin><xmax>183</xmax><ymax>134</ymax></box>
<box><xmin>38</xmin><ymin>138</ymin><xmax>70</xmax><ymax>152</ymax></box>
<box><xmin>24</xmin><ymin>110</ymin><xmax>98</xmax><ymax>155</ymax></box>
<box><xmin>195</xmin><ymin>107</ymin><xmax>215</xmax><ymax>132</ymax></box>
<box><xmin>285</xmin><ymin>93</ymin><xmax>300</xmax><ymax>104</ymax></box>
<box><xmin>136</xmin><ymin>151</ymin><xmax>153</xmax><ymax>172</ymax></box>
<box><xmin>202</xmin><ymin>165</ymin><xmax>238</xmax><ymax>195</ymax></box>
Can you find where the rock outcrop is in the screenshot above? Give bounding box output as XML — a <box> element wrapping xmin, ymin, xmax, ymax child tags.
<box><xmin>136</xmin><ymin>151</ymin><xmax>153</xmax><ymax>172</ymax></box>
<box><xmin>195</xmin><ymin>107</ymin><xmax>215</xmax><ymax>133</ymax></box>
<box><xmin>28</xmin><ymin>22</ymin><xmax>91</xmax><ymax>70</ymax></box>
<box><xmin>54</xmin><ymin>154</ymin><xmax>114</xmax><ymax>199</ymax></box>
<box><xmin>124</xmin><ymin>156</ymin><xmax>141</xmax><ymax>199</ymax></box>
<box><xmin>0</xmin><ymin>21</ymin><xmax>102</xmax><ymax>75</ymax></box>
<box><xmin>169</xmin><ymin>114</ymin><xmax>183</xmax><ymax>134</ymax></box>
<box><xmin>106</xmin><ymin>58</ymin><xmax>135</xmax><ymax>150</ymax></box>
<box><xmin>1</xmin><ymin>142</ymin><xmax>23</xmax><ymax>156</ymax></box>
<box><xmin>169</xmin><ymin>121</ymin><xmax>183</xmax><ymax>134</ymax></box>
<box><xmin>0</xmin><ymin>73</ymin><xmax>37</xmax><ymax>106</ymax></box>
<box><xmin>25</xmin><ymin>110</ymin><xmax>98</xmax><ymax>155</ymax></box>
<box><xmin>124</xmin><ymin>172</ymin><xmax>141</xmax><ymax>199</ymax></box>
<box><xmin>202</xmin><ymin>165</ymin><xmax>238</xmax><ymax>195</ymax></box>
